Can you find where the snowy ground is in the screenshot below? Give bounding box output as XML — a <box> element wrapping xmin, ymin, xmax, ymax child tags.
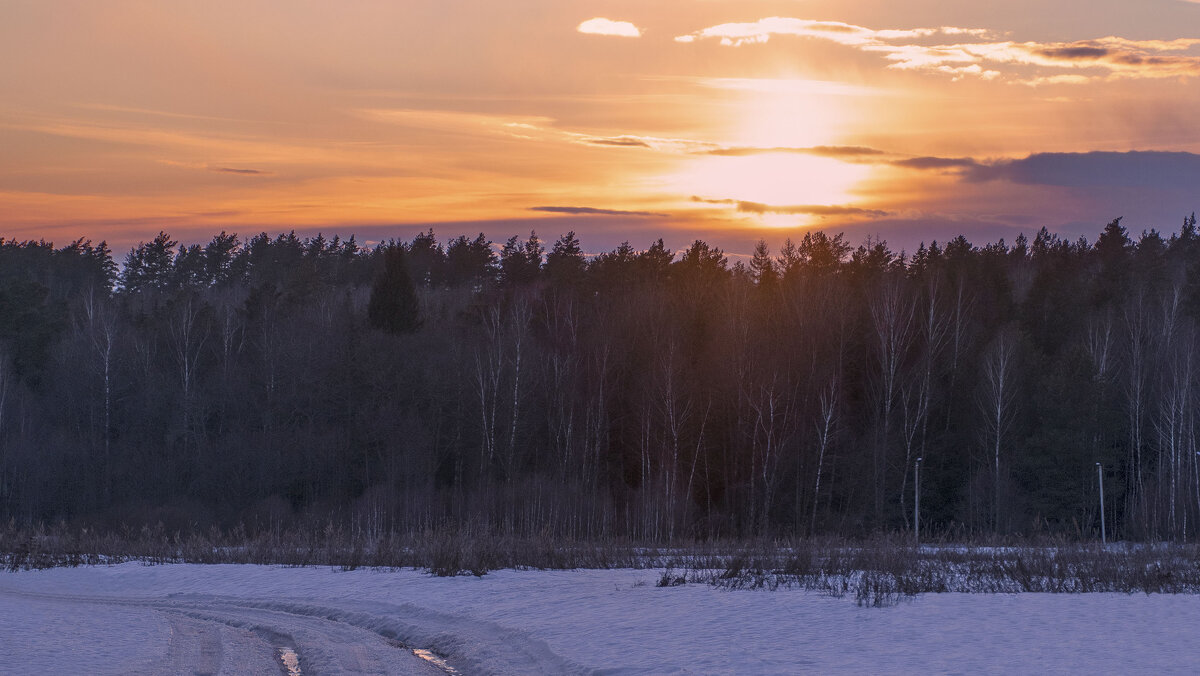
<box><xmin>2</xmin><ymin>563</ymin><xmax>1200</xmax><ymax>674</ymax></box>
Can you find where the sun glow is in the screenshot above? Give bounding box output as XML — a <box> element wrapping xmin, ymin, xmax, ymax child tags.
<box><xmin>674</xmin><ymin>154</ymin><xmax>870</xmax><ymax>210</ymax></box>
<box><xmin>731</xmin><ymin>85</ymin><xmax>849</xmax><ymax>149</ymax></box>
<box><xmin>668</xmin><ymin>83</ymin><xmax>872</xmax><ymax>225</ymax></box>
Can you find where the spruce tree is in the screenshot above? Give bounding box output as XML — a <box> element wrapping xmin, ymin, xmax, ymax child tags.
<box><xmin>367</xmin><ymin>245</ymin><xmax>421</xmax><ymax>334</ymax></box>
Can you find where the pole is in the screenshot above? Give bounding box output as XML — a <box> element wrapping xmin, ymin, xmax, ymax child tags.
<box><xmin>915</xmin><ymin>457</ymin><xmax>922</xmax><ymax>546</ymax></box>
<box><xmin>1097</xmin><ymin>462</ymin><xmax>1106</xmax><ymax>546</ymax></box>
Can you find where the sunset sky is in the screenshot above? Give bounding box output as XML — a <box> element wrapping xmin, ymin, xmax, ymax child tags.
<box><xmin>3</xmin><ymin>0</ymin><xmax>1200</xmax><ymax>256</ymax></box>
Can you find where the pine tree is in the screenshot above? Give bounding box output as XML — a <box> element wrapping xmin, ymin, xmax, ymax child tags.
<box><xmin>545</xmin><ymin>230</ymin><xmax>586</xmax><ymax>286</ymax></box>
<box><xmin>367</xmin><ymin>245</ymin><xmax>421</xmax><ymax>334</ymax></box>
<box><xmin>749</xmin><ymin>240</ymin><xmax>777</xmax><ymax>287</ymax></box>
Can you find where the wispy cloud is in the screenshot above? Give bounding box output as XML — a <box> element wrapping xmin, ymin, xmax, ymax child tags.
<box><xmin>577</xmin><ymin>18</ymin><xmax>643</xmax><ymax>38</ymax></box>
<box><xmin>577</xmin><ymin>134</ymin><xmax>891</xmax><ymax>161</ymax></box>
<box><xmin>692</xmin><ymin>196</ymin><xmax>888</xmax><ymax>217</ymax></box>
<box><xmin>873</xmin><ymin>37</ymin><xmax>1200</xmax><ymax>82</ymax></box>
<box><xmin>357</xmin><ymin>108</ymin><xmax>556</xmax><ymax>134</ymax></box>
<box><xmin>891</xmin><ymin>156</ymin><xmax>979</xmax><ymax>170</ymax></box>
<box><xmin>704</xmin><ymin>145</ymin><xmax>887</xmax><ymax>159</ymax></box>
<box><xmin>582</xmin><ymin>136</ymin><xmax>653</xmax><ymax>148</ymax></box>
<box><xmin>663</xmin><ymin>76</ymin><xmax>880</xmax><ymax>97</ymax></box>
<box><xmin>572</xmin><ymin>133</ymin><xmax>717</xmax><ymax>153</ymax></box>
<box><xmin>210</xmin><ymin>166</ymin><xmax>268</xmax><ymax>175</ymax></box>
<box><xmin>157</xmin><ymin>160</ymin><xmax>273</xmax><ymax>175</ymax></box>
<box><xmin>675</xmin><ymin>18</ymin><xmax>989</xmax><ymax>48</ymax></box>
<box><xmin>677</xmin><ymin>17</ymin><xmax>1200</xmax><ymax>82</ymax></box>
<box><xmin>530</xmin><ymin>206</ymin><xmax>668</xmax><ymax>217</ymax></box>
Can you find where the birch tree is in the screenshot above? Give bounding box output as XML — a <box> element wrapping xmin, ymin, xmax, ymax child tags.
<box><xmin>869</xmin><ymin>275</ymin><xmax>914</xmax><ymax>525</ymax></box>
<box><xmin>980</xmin><ymin>326</ymin><xmax>1019</xmax><ymax>531</ymax></box>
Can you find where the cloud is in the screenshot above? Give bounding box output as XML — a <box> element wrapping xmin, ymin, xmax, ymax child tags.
<box><xmin>577</xmin><ymin>18</ymin><xmax>642</xmax><ymax>38</ymax></box>
<box><xmin>529</xmin><ymin>206</ymin><xmax>668</xmax><ymax>217</ymax></box>
<box><xmin>677</xmin><ymin>18</ymin><xmax>1200</xmax><ymax>82</ymax></box>
<box><xmin>1036</xmin><ymin>46</ymin><xmax>1110</xmax><ymax>60</ymax></box>
<box><xmin>691</xmin><ymin>196</ymin><xmax>888</xmax><ymax>217</ymax></box>
<box><xmin>967</xmin><ymin>151</ymin><xmax>1200</xmax><ymax>189</ymax></box>
<box><xmin>677</xmin><ymin>76</ymin><xmax>879</xmax><ymax>97</ymax></box>
<box><xmin>569</xmin><ymin>132</ymin><xmax>717</xmax><ymax>153</ymax></box>
<box><xmin>675</xmin><ymin>18</ymin><xmax>990</xmax><ymax>48</ymax></box>
<box><xmin>210</xmin><ymin>166</ymin><xmax>267</xmax><ymax>175</ymax></box>
<box><xmin>874</xmin><ymin>37</ymin><xmax>1200</xmax><ymax>81</ymax></box>
<box><xmin>157</xmin><ymin>160</ymin><xmax>274</xmax><ymax>175</ymax></box>
<box><xmin>583</xmin><ymin>136</ymin><xmax>652</xmax><ymax>148</ymax></box>
<box><xmin>887</xmin><ymin>150</ymin><xmax>1200</xmax><ymax>193</ymax></box>
<box><xmin>704</xmin><ymin>145</ymin><xmax>887</xmax><ymax>159</ymax></box>
<box><xmin>891</xmin><ymin>156</ymin><xmax>979</xmax><ymax>170</ymax></box>
<box><xmin>358</xmin><ymin>108</ymin><xmax>556</xmax><ymax>133</ymax></box>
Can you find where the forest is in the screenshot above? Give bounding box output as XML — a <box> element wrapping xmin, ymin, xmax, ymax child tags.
<box><xmin>2</xmin><ymin>216</ymin><xmax>1200</xmax><ymax>542</ymax></box>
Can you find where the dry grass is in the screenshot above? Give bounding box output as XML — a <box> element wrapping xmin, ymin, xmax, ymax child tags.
<box><xmin>0</xmin><ymin>519</ymin><xmax>707</xmax><ymax>574</ymax></box>
<box><xmin>4</xmin><ymin>521</ymin><xmax>1199</xmax><ymax>606</ymax></box>
<box><xmin>690</xmin><ymin>537</ymin><xmax>1200</xmax><ymax>605</ymax></box>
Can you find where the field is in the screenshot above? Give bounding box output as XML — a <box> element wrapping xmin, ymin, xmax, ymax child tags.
<box><xmin>4</xmin><ymin>541</ymin><xmax>1200</xmax><ymax>674</ymax></box>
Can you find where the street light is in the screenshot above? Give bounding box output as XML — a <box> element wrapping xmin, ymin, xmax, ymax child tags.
<box><xmin>1096</xmin><ymin>462</ymin><xmax>1106</xmax><ymax>546</ymax></box>
<box><xmin>915</xmin><ymin>457</ymin><xmax>923</xmax><ymax>546</ymax></box>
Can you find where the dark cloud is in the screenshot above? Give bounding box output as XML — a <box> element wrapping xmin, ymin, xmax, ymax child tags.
<box><xmin>210</xmin><ymin>166</ymin><xmax>267</xmax><ymax>175</ymax></box>
<box><xmin>529</xmin><ymin>206</ymin><xmax>669</xmax><ymax>217</ymax></box>
<box><xmin>1036</xmin><ymin>46</ymin><xmax>1109</xmax><ymax>60</ymax></box>
<box><xmin>887</xmin><ymin>151</ymin><xmax>1200</xmax><ymax>191</ymax></box>
<box><xmin>968</xmin><ymin>151</ymin><xmax>1200</xmax><ymax>189</ymax></box>
<box><xmin>692</xmin><ymin>196</ymin><xmax>888</xmax><ymax>217</ymax></box>
<box><xmin>584</xmin><ymin>137</ymin><xmax>652</xmax><ymax>148</ymax></box>
<box><xmin>704</xmin><ymin>145</ymin><xmax>886</xmax><ymax>159</ymax></box>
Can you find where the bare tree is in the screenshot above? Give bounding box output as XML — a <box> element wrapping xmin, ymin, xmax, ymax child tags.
<box><xmin>1123</xmin><ymin>288</ymin><xmax>1151</xmax><ymax>531</ymax></box>
<box><xmin>943</xmin><ymin>276</ymin><xmax>975</xmax><ymax>432</ymax></box>
<box><xmin>869</xmin><ymin>275</ymin><xmax>915</xmax><ymax>525</ymax></box>
<box><xmin>811</xmin><ymin>375</ymin><xmax>839</xmax><ymax>535</ymax></box>
<box><xmin>899</xmin><ymin>275</ymin><xmax>949</xmax><ymax>528</ymax></box>
<box><xmin>979</xmin><ymin>326</ymin><xmax>1019</xmax><ymax>531</ymax></box>
<box><xmin>746</xmin><ymin>374</ymin><xmax>792</xmax><ymax>535</ymax></box>
<box><xmin>1085</xmin><ymin>310</ymin><xmax>1115</xmax><ymax>380</ymax></box>
<box><xmin>473</xmin><ymin>295</ymin><xmax>532</xmax><ymax>486</ymax></box>
<box><xmin>657</xmin><ymin>344</ymin><xmax>691</xmax><ymax>540</ymax></box>
<box><xmin>79</xmin><ymin>288</ymin><xmax>119</xmax><ymax>499</ymax></box>
<box><xmin>1152</xmin><ymin>275</ymin><xmax>1191</xmax><ymax>538</ymax></box>
<box><xmin>166</xmin><ymin>294</ymin><xmax>210</xmax><ymax>455</ymax></box>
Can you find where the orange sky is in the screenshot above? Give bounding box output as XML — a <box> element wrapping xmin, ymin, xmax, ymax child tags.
<box><xmin>3</xmin><ymin>0</ymin><xmax>1200</xmax><ymax>255</ymax></box>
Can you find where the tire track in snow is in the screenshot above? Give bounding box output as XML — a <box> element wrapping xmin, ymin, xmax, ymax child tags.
<box><xmin>158</xmin><ymin>603</ymin><xmax>444</xmax><ymax>675</ymax></box>
<box><xmin>1</xmin><ymin>588</ymin><xmax>588</xmax><ymax>675</ymax></box>
<box><xmin>0</xmin><ymin>589</ymin><xmax>447</xmax><ymax>675</ymax></box>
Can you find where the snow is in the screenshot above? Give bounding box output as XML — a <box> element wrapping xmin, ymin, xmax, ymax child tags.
<box><xmin>2</xmin><ymin>563</ymin><xmax>1200</xmax><ymax>674</ymax></box>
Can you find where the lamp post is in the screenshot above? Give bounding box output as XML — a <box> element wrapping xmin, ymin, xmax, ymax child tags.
<box><xmin>915</xmin><ymin>457</ymin><xmax>923</xmax><ymax>546</ymax></box>
<box><xmin>1096</xmin><ymin>462</ymin><xmax>1106</xmax><ymax>546</ymax></box>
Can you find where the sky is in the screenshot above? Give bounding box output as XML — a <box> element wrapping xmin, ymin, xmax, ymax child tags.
<box><xmin>2</xmin><ymin>0</ymin><xmax>1200</xmax><ymax>257</ymax></box>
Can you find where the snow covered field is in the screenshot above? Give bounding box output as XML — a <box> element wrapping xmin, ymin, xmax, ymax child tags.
<box><xmin>3</xmin><ymin>563</ymin><xmax>1200</xmax><ymax>674</ymax></box>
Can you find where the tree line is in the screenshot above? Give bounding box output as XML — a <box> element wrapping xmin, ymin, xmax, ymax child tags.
<box><xmin>2</xmin><ymin>216</ymin><xmax>1200</xmax><ymax>541</ymax></box>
